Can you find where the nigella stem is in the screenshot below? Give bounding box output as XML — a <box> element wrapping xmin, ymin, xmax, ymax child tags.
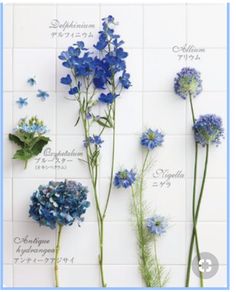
<box><xmin>186</xmin><ymin>145</ymin><xmax>209</xmax><ymax>287</ymax></box>
<box><xmin>153</xmin><ymin>238</ymin><xmax>162</xmax><ymax>287</ymax></box>
<box><xmin>54</xmin><ymin>224</ymin><xmax>62</xmax><ymax>288</ymax></box>
<box><xmin>185</xmin><ymin>94</ymin><xmax>204</xmax><ymax>287</ymax></box>
<box><xmin>98</xmin><ymin>218</ymin><xmax>106</xmax><ymax>287</ymax></box>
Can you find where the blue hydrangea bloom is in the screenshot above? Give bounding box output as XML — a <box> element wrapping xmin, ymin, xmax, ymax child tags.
<box><xmin>37</xmin><ymin>90</ymin><xmax>49</xmax><ymax>101</ymax></box>
<box><xmin>146</xmin><ymin>215</ymin><xmax>168</xmax><ymax>236</ymax></box>
<box><xmin>61</xmin><ymin>74</ymin><xmax>72</xmax><ymax>85</ymax></box>
<box><xmin>98</xmin><ymin>93</ymin><xmax>118</xmax><ymax>104</ymax></box>
<box><xmin>114</xmin><ymin>169</ymin><xmax>136</xmax><ymax>189</ymax></box>
<box><xmin>29</xmin><ymin>180</ymin><xmax>90</xmax><ymax>229</ymax></box>
<box><xmin>174</xmin><ymin>67</ymin><xmax>202</xmax><ymax>99</ymax></box>
<box><xmin>84</xmin><ymin>135</ymin><xmax>104</xmax><ymax>148</ymax></box>
<box><xmin>140</xmin><ymin>129</ymin><xmax>164</xmax><ymax>150</ymax></box>
<box><xmin>27</xmin><ymin>77</ymin><xmax>36</xmax><ymax>87</ymax></box>
<box><xmin>193</xmin><ymin>114</ymin><xmax>224</xmax><ymax>146</ymax></box>
<box><xmin>16</xmin><ymin>97</ymin><xmax>28</xmax><ymax>108</ymax></box>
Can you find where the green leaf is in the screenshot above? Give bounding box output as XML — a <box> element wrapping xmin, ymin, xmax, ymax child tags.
<box><xmin>96</xmin><ymin>116</ymin><xmax>113</xmax><ymax>128</ymax></box>
<box><xmin>74</xmin><ymin>114</ymin><xmax>80</xmax><ymax>127</ymax></box>
<box><xmin>30</xmin><ymin>137</ymin><xmax>50</xmax><ymax>156</ymax></box>
<box><xmin>9</xmin><ymin>134</ymin><xmax>25</xmax><ymax>147</ymax></box>
<box><xmin>13</xmin><ymin>149</ymin><xmax>33</xmax><ymax>161</ymax></box>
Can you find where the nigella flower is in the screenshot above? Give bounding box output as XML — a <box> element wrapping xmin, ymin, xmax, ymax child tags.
<box><xmin>27</xmin><ymin>77</ymin><xmax>36</xmax><ymax>87</ymax></box>
<box><xmin>193</xmin><ymin>114</ymin><xmax>224</xmax><ymax>146</ymax></box>
<box><xmin>16</xmin><ymin>97</ymin><xmax>28</xmax><ymax>108</ymax></box>
<box><xmin>174</xmin><ymin>67</ymin><xmax>202</xmax><ymax>99</ymax></box>
<box><xmin>146</xmin><ymin>215</ymin><xmax>168</xmax><ymax>236</ymax></box>
<box><xmin>114</xmin><ymin>169</ymin><xmax>136</xmax><ymax>189</ymax></box>
<box><xmin>29</xmin><ymin>180</ymin><xmax>90</xmax><ymax>229</ymax></box>
<box><xmin>98</xmin><ymin>93</ymin><xmax>118</xmax><ymax>104</ymax></box>
<box><xmin>37</xmin><ymin>89</ymin><xmax>49</xmax><ymax>101</ymax></box>
<box><xmin>140</xmin><ymin>129</ymin><xmax>164</xmax><ymax>150</ymax></box>
<box><xmin>84</xmin><ymin>135</ymin><xmax>104</xmax><ymax>148</ymax></box>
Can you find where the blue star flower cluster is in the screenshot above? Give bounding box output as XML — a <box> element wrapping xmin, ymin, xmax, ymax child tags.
<box><xmin>140</xmin><ymin>129</ymin><xmax>164</xmax><ymax>150</ymax></box>
<box><xmin>146</xmin><ymin>215</ymin><xmax>168</xmax><ymax>236</ymax></box>
<box><xmin>15</xmin><ymin>116</ymin><xmax>48</xmax><ymax>135</ymax></box>
<box><xmin>29</xmin><ymin>180</ymin><xmax>90</xmax><ymax>229</ymax></box>
<box><xmin>114</xmin><ymin>169</ymin><xmax>136</xmax><ymax>189</ymax></box>
<box><xmin>174</xmin><ymin>67</ymin><xmax>202</xmax><ymax>99</ymax></box>
<box><xmin>193</xmin><ymin>114</ymin><xmax>224</xmax><ymax>146</ymax></box>
<box><xmin>58</xmin><ymin>15</ymin><xmax>131</xmax><ymax>103</ymax></box>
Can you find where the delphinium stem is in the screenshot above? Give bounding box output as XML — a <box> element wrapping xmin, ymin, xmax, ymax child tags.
<box><xmin>54</xmin><ymin>224</ymin><xmax>62</xmax><ymax>288</ymax></box>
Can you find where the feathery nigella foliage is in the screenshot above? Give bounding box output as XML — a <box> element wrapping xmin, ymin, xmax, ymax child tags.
<box><xmin>58</xmin><ymin>15</ymin><xmax>131</xmax><ymax>287</ymax></box>
<box><xmin>9</xmin><ymin>116</ymin><xmax>50</xmax><ymax>169</ymax></box>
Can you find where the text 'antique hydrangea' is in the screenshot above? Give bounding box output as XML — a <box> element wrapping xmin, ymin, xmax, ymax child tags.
<box><xmin>193</xmin><ymin>114</ymin><xmax>224</xmax><ymax>147</ymax></box>
<box><xmin>146</xmin><ymin>215</ymin><xmax>168</xmax><ymax>236</ymax></box>
<box><xmin>29</xmin><ymin>180</ymin><xmax>90</xmax><ymax>229</ymax></box>
<box><xmin>140</xmin><ymin>129</ymin><xmax>164</xmax><ymax>150</ymax></box>
<box><xmin>174</xmin><ymin>67</ymin><xmax>202</xmax><ymax>99</ymax></box>
<box><xmin>114</xmin><ymin>169</ymin><xmax>136</xmax><ymax>189</ymax></box>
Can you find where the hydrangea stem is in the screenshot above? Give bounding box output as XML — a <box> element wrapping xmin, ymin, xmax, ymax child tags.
<box><xmin>54</xmin><ymin>224</ymin><xmax>62</xmax><ymax>288</ymax></box>
<box><xmin>185</xmin><ymin>94</ymin><xmax>204</xmax><ymax>287</ymax></box>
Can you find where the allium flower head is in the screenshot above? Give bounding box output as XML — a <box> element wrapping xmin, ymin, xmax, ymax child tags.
<box><xmin>193</xmin><ymin>114</ymin><xmax>224</xmax><ymax>146</ymax></box>
<box><xmin>140</xmin><ymin>129</ymin><xmax>164</xmax><ymax>150</ymax></box>
<box><xmin>174</xmin><ymin>67</ymin><xmax>202</xmax><ymax>99</ymax></box>
<box><xmin>114</xmin><ymin>169</ymin><xmax>136</xmax><ymax>189</ymax></box>
<box><xmin>146</xmin><ymin>215</ymin><xmax>168</xmax><ymax>236</ymax></box>
<box><xmin>29</xmin><ymin>180</ymin><xmax>90</xmax><ymax>229</ymax></box>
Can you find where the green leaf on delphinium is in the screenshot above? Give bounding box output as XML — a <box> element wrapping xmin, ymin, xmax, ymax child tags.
<box><xmin>13</xmin><ymin>149</ymin><xmax>33</xmax><ymax>161</ymax></box>
<box><xmin>8</xmin><ymin>134</ymin><xmax>25</xmax><ymax>147</ymax></box>
<box><xmin>30</xmin><ymin>136</ymin><xmax>50</xmax><ymax>156</ymax></box>
<box><xmin>96</xmin><ymin>116</ymin><xmax>113</xmax><ymax>128</ymax></box>
<box><xmin>74</xmin><ymin>114</ymin><xmax>80</xmax><ymax>127</ymax></box>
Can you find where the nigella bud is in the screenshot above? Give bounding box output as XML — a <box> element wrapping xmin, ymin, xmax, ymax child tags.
<box><xmin>174</xmin><ymin>67</ymin><xmax>202</xmax><ymax>99</ymax></box>
<box><xmin>193</xmin><ymin>114</ymin><xmax>224</xmax><ymax>147</ymax></box>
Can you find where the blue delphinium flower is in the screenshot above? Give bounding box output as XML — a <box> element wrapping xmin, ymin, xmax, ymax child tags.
<box><xmin>98</xmin><ymin>93</ymin><xmax>118</xmax><ymax>104</ymax></box>
<box><xmin>146</xmin><ymin>215</ymin><xmax>168</xmax><ymax>236</ymax></box>
<box><xmin>140</xmin><ymin>129</ymin><xmax>164</xmax><ymax>150</ymax></box>
<box><xmin>193</xmin><ymin>114</ymin><xmax>224</xmax><ymax>147</ymax></box>
<box><xmin>29</xmin><ymin>180</ymin><xmax>90</xmax><ymax>229</ymax></box>
<box><xmin>69</xmin><ymin>87</ymin><xmax>78</xmax><ymax>95</ymax></box>
<box><xmin>60</xmin><ymin>74</ymin><xmax>72</xmax><ymax>85</ymax></box>
<box><xmin>84</xmin><ymin>135</ymin><xmax>104</xmax><ymax>148</ymax></box>
<box><xmin>119</xmin><ymin>71</ymin><xmax>131</xmax><ymax>89</ymax></box>
<box><xmin>114</xmin><ymin>169</ymin><xmax>136</xmax><ymax>189</ymax></box>
<box><xmin>174</xmin><ymin>67</ymin><xmax>202</xmax><ymax>99</ymax></box>
<box><xmin>27</xmin><ymin>77</ymin><xmax>36</xmax><ymax>87</ymax></box>
<box><xmin>37</xmin><ymin>90</ymin><xmax>49</xmax><ymax>101</ymax></box>
<box><xmin>16</xmin><ymin>97</ymin><xmax>28</xmax><ymax>108</ymax></box>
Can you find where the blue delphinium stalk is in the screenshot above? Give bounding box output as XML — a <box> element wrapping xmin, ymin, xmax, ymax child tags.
<box><xmin>58</xmin><ymin>15</ymin><xmax>131</xmax><ymax>287</ymax></box>
<box><xmin>114</xmin><ymin>129</ymin><xmax>168</xmax><ymax>287</ymax></box>
<box><xmin>174</xmin><ymin>68</ymin><xmax>204</xmax><ymax>287</ymax></box>
<box><xmin>9</xmin><ymin>116</ymin><xmax>50</xmax><ymax>169</ymax></box>
<box><xmin>29</xmin><ymin>180</ymin><xmax>90</xmax><ymax>287</ymax></box>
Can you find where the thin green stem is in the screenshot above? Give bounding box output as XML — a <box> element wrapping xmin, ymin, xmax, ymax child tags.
<box><xmin>24</xmin><ymin>160</ymin><xmax>28</xmax><ymax>169</ymax></box>
<box><xmin>54</xmin><ymin>224</ymin><xmax>62</xmax><ymax>288</ymax></box>
<box><xmin>186</xmin><ymin>145</ymin><xmax>209</xmax><ymax>287</ymax></box>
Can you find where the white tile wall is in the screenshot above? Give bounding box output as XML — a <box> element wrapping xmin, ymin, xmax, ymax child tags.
<box><xmin>3</xmin><ymin>2</ymin><xmax>228</xmax><ymax>288</ymax></box>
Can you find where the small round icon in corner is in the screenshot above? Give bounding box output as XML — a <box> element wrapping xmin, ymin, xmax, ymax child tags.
<box><xmin>192</xmin><ymin>252</ymin><xmax>219</xmax><ymax>279</ymax></box>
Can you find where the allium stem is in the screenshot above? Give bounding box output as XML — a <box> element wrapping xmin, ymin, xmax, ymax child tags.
<box><xmin>186</xmin><ymin>145</ymin><xmax>209</xmax><ymax>287</ymax></box>
<box><xmin>185</xmin><ymin>94</ymin><xmax>204</xmax><ymax>287</ymax></box>
<box><xmin>54</xmin><ymin>224</ymin><xmax>62</xmax><ymax>288</ymax></box>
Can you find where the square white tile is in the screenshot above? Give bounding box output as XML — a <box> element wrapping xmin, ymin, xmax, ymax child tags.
<box><xmin>3</xmin><ymin>49</ymin><xmax>13</xmax><ymax>91</ymax></box>
<box><xmin>3</xmin><ymin>5</ymin><xmax>13</xmax><ymax>48</ymax></box>
<box><xmin>3</xmin><ymin>178</ymin><xmax>12</xmax><ymax>221</ymax></box>
<box><xmin>3</xmin><ymin>92</ymin><xmax>13</xmax><ymax>134</ymax></box>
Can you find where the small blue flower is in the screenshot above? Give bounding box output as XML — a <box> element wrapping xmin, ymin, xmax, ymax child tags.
<box><xmin>29</xmin><ymin>180</ymin><xmax>90</xmax><ymax>229</ymax></box>
<box><xmin>174</xmin><ymin>67</ymin><xmax>202</xmax><ymax>99</ymax></box>
<box><xmin>16</xmin><ymin>97</ymin><xmax>28</xmax><ymax>108</ymax></box>
<box><xmin>61</xmin><ymin>74</ymin><xmax>72</xmax><ymax>85</ymax></box>
<box><xmin>140</xmin><ymin>129</ymin><xmax>164</xmax><ymax>150</ymax></box>
<box><xmin>98</xmin><ymin>93</ymin><xmax>118</xmax><ymax>104</ymax></box>
<box><xmin>114</xmin><ymin>169</ymin><xmax>136</xmax><ymax>189</ymax></box>
<box><xmin>37</xmin><ymin>90</ymin><xmax>49</xmax><ymax>101</ymax></box>
<box><xmin>193</xmin><ymin>114</ymin><xmax>224</xmax><ymax>146</ymax></box>
<box><xmin>69</xmin><ymin>87</ymin><xmax>78</xmax><ymax>95</ymax></box>
<box><xmin>84</xmin><ymin>135</ymin><xmax>104</xmax><ymax>148</ymax></box>
<box><xmin>146</xmin><ymin>215</ymin><xmax>168</xmax><ymax>236</ymax></box>
<box><xmin>119</xmin><ymin>71</ymin><xmax>131</xmax><ymax>89</ymax></box>
<box><xmin>27</xmin><ymin>77</ymin><xmax>36</xmax><ymax>87</ymax></box>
